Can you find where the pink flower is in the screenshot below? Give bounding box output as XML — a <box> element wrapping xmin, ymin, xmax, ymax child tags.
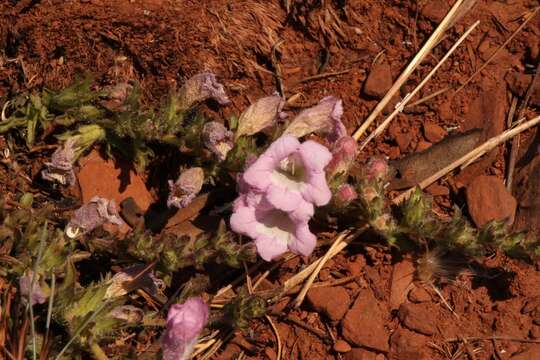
<box><xmin>335</xmin><ymin>184</ymin><xmax>358</xmax><ymax>206</ymax></box>
<box><xmin>242</xmin><ymin>134</ymin><xmax>332</xmax><ymax>212</ymax></box>
<box><xmin>162</xmin><ymin>297</ymin><xmax>209</xmax><ymax>360</ymax></box>
<box><xmin>66</xmin><ymin>196</ymin><xmax>123</xmax><ymax>238</ymax></box>
<box><xmin>202</xmin><ymin>121</ymin><xmax>234</xmax><ymax>161</ymax></box>
<box><xmin>168</xmin><ymin>167</ymin><xmax>205</xmax><ymax>209</ymax></box>
<box><xmin>326</xmin><ymin>136</ymin><xmax>358</xmax><ymax>179</ymax></box>
<box><xmin>236</xmin><ymin>94</ymin><xmax>286</xmax><ymax>139</ymax></box>
<box><xmin>230</xmin><ymin>197</ymin><xmax>316</xmax><ymax>261</ymax></box>
<box><xmin>41</xmin><ymin>139</ymin><xmax>77</xmax><ymax>186</ymax></box>
<box><xmin>179</xmin><ymin>72</ymin><xmax>230</xmax><ymax>109</ymax></box>
<box><xmin>284</xmin><ymin>96</ymin><xmax>346</xmax><ymax>142</ymax></box>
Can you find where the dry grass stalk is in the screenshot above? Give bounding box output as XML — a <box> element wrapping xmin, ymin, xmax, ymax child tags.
<box><xmin>292</xmin><ymin>226</ymin><xmax>366</xmax><ymax>308</ymax></box>
<box><xmin>359</xmin><ymin>21</ymin><xmax>480</xmax><ymax>151</ymax></box>
<box><xmin>455</xmin><ymin>6</ymin><xmax>540</xmax><ymax>93</ymax></box>
<box><xmin>393</xmin><ymin>114</ymin><xmax>540</xmax><ymax>204</ymax></box>
<box><xmin>506</xmin><ymin>61</ymin><xmax>540</xmax><ymax>190</ymax></box>
<box><xmin>265</xmin><ymin>315</ymin><xmax>282</xmax><ymax>360</ymax></box>
<box><xmin>352</xmin><ymin>0</ymin><xmax>467</xmax><ymax>141</ymax></box>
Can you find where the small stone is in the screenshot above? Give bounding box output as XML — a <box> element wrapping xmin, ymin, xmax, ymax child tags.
<box><xmin>389</xmin><ymin>123</ymin><xmax>412</xmax><ymax>152</ymax></box>
<box><xmin>415</xmin><ymin>139</ymin><xmax>432</xmax><ymax>152</ymax></box>
<box><xmin>334</xmin><ymin>340</ymin><xmax>352</xmax><ymax>353</ymax></box>
<box><xmin>346</xmin><ymin>255</ymin><xmax>366</xmax><ymax>276</ymax></box>
<box><xmin>343</xmin><ymin>348</ymin><xmax>378</xmax><ymax>360</ymax></box>
<box><xmin>307</xmin><ymin>286</ymin><xmax>351</xmax><ymax>321</ymax></box>
<box><xmin>466</xmin><ymin>175</ymin><xmax>517</xmax><ymax>227</ymax></box>
<box><xmin>506</xmin><ymin>72</ymin><xmax>540</xmax><ymax>107</ymax></box>
<box><xmin>421</xmin><ymin>0</ymin><xmax>450</xmax><ymax>23</ymax></box>
<box><xmin>342</xmin><ymin>289</ymin><xmax>389</xmax><ymax>352</ymax></box>
<box><xmin>389</xmin><ymin>260</ymin><xmax>415</xmax><ymax>310</ymax></box>
<box><xmin>425</xmin><ymin>183</ymin><xmax>449</xmax><ymax>197</ymax></box>
<box><xmin>363</xmin><ymin>58</ymin><xmax>393</xmax><ymax>99</ymax></box>
<box><xmin>398</xmin><ymin>303</ymin><xmax>437</xmax><ymax>336</ymax></box>
<box><xmin>390</xmin><ymin>326</ymin><xmax>431</xmax><ymax>359</ymax></box>
<box><xmin>408</xmin><ymin>286</ymin><xmax>432</xmax><ymax>303</ymax></box>
<box><xmin>423</xmin><ymin>122</ymin><xmax>447</xmax><ymax>143</ymax></box>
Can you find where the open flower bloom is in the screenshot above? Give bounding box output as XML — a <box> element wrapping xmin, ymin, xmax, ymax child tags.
<box><xmin>178</xmin><ymin>72</ymin><xmax>230</xmax><ymax>109</ymax></box>
<box><xmin>19</xmin><ymin>271</ymin><xmax>48</xmax><ymax>306</ymax></box>
<box><xmin>162</xmin><ymin>297</ymin><xmax>209</xmax><ymax>360</ymax></box>
<box><xmin>325</xmin><ymin>136</ymin><xmax>358</xmax><ymax>180</ymax></box>
<box><xmin>41</xmin><ymin>138</ymin><xmax>77</xmax><ymax>186</ymax></box>
<box><xmin>230</xmin><ymin>196</ymin><xmax>316</xmax><ymax>261</ymax></box>
<box><xmin>284</xmin><ymin>96</ymin><xmax>346</xmax><ymax>142</ymax></box>
<box><xmin>66</xmin><ymin>196</ymin><xmax>124</xmax><ymax>238</ymax></box>
<box><xmin>202</xmin><ymin>121</ymin><xmax>234</xmax><ymax>161</ymax></box>
<box><xmin>235</xmin><ymin>94</ymin><xmax>286</xmax><ymax>139</ymax></box>
<box><xmin>167</xmin><ymin>167</ymin><xmax>205</xmax><ymax>209</ymax></box>
<box><xmin>242</xmin><ymin>134</ymin><xmax>332</xmax><ymax>212</ymax></box>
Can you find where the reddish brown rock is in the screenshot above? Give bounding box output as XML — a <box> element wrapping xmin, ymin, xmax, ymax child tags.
<box><xmin>307</xmin><ymin>286</ymin><xmax>351</xmax><ymax>322</ymax></box>
<box><xmin>510</xmin><ymin>345</ymin><xmax>540</xmax><ymax>360</ymax></box>
<box><xmin>346</xmin><ymin>255</ymin><xmax>366</xmax><ymax>276</ymax></box>
<box><xmin>389</xmin><ymin>260</ymin><xmax>414</xmax><ymax>310</ymax></box>
<box><xmin>506</xmin><ymin>71</ymin><xmax>540</xmax><ymax>107</ymax></box>
<box><xmin>390</xmin><ymin>326</ymin><xmax>431</xmax><ymax>360</ymax></box>
<box><xmin>78</xmin><ymin>150</ymin><xmax>153</xmax><ymax>209</ymax></box>
<box><xmin>342</xmin><ymin>289</ymin><xmax>389</xmax><ymax>352</ymax></box>
<box><xmin>363</xmin><ymin>58</ymin><xmax>392</xmax><ymax>99</ymax></box>
<box><xmin>334</xmin><ymin>340</ymin><xmax>352</xmax><ymax>353</ymax></box>
<box><xmin>343</xmin><ymin>348</ymin><xmax>378</xmax><ymax>360</ymax></box>
<box><xmin>408</xmin><ymin>286</ymin><xmax>432</xmax><ymax>303</ymax></box>
<box><xmin>398</xmin><ymin>303</ymin><xmax>437</xmax><ymax>336</ymax></box>
<box><xmin>425</xmin><ymin>183</ymin><xmax>450</xmax><ymax>197</ymax></box>
<box><xmin>423</xmin><ymin>122</ymin><xmax>447</xmax><ymax>143</ymax></box>
<box><xmin>415</xmin><ymin>139</ymin><xmax>432</xmax><ymax>152</ymax></box>
<box><xmin>420</xmin><ymin>0</ymin><xmax>449</xmax><ymax>23</ymax></box>
<box><xmin>389</xmin><ymin>123</ymin><xmax>412</xmax><ymax>152</ymax></box>
<box><xmin>466</xmin><ymin>175</ymin><xmax>517</xmax><ymax>227</ymax></box>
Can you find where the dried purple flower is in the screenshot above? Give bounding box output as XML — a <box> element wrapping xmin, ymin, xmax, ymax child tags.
<box><xmin>162</xmin><ymin>297</ymin><xmax>209</xmax><ymax>360</ymax></box>
<box><xmin>202</xmin><ymin>121</ymin><xmax>234</xmax><ymax>161</ymax></box>
<box><xmin>41</xmin><ymin>138</ymin><xmax>77</xmax><ymax>186</ymax></box>
<box><xmin>66</xmin><ymin>196</ymin><xmax>124</xmax><ymax>238</ymax></box>
<box><xmin>236</xmin><ymin>94</ymin><xmax>286</xmax><ymax>139</ymax></box>
<box><xmin>167</xmin><ymin>167</ymin><xmax>205</xmax><ymax>209</ymax></box>
<box><xmin>178</xmin><ymin>72</ymin><xmax>230</xmax><ymax>109</ymax></box>
<box><xmin>110</xmin><ymin>305</ymin><xmax>144</xmax><ymax>323</ymax></box>
<box><xmin>284</xmin><ymin>96</ymin><xmax>346</xmax><ymax>142</ymax></box>
<box><xmin>105</xmin><ymin>264</ymin><xmax>163</xmax><ymax>299</ymax></box>
<box><xmin>19</xmin><ymin>271</ymin><xmax>48</xmax><ymax>306</ymax></box>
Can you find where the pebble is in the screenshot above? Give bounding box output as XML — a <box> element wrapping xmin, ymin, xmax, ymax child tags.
<box><xmin>466</xmin><ymin>175</ymin><xmax>517</xmax><ymax>227</ymax></box>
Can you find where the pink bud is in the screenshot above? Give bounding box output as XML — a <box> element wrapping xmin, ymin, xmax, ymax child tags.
<box><xmin>326</xmin><ymin>136</ymin><xmax>358</xmax><ymax>179</ymax></box>
<box><xmin>366</xmin><ymin>157</ymin><xmax>389</xmax><ymax>181</ymax></box>
<box><xmin>162</xmin><ymin>297</ymin><xmax>209</xmax><ymax>360</ymax></box>
<box><xmin>335</xmin><ymin>184</ymin><xmax>358</xmax><ymax>206</ymax></box>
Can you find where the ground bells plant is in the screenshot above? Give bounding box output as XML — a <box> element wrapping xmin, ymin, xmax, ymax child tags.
<box><xmin>0</xmin><ymin>72</ymin><xmax>538</xmax><ymax>360</ymax></box>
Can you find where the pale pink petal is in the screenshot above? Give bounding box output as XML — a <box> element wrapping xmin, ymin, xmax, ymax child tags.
<box><xmin>253</xmin><ymin>234</ymin><xmax>289</xmax><ymax>261</ymax></box>
<box><xmin>289</xmin><ymin>224</ymin><xmax>317</xmax><ymax>257</ymax></box>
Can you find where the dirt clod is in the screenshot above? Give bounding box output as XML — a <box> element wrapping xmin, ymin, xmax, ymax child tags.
<box><xmin>398</xmin><ymin>303</ymin><xmax>437</xmax><ymax>336</ymax></box>
<box><xmin>342</xmin><ymin>289</ymin><xmax>389</xmax><ymax>352</ymax></box>
<box><xmin>307</xmin><ymin>286</ymin><xmax>351</xmax><ymax>322</ymax></box>
<box><xmin>466</xmin><ymin>175</ymin><xmax>517</xmax><ymax>227</ymax></box>
<box><xmin>423</xmin><ymin>122</ymin><xmax>447</xmax><ymax>143</ymax></box>
<box><xmin>363</xmin><ymin>58</ymin><xmax>392</xmax><ymax>100</ymax></box>
<box><xmin>343</xmin><ymin>348</ymin><xmax>378</xmax><ymax>360</ymax></box>
<box><xmin>333</xmin><ymin>339</ymin><xmax>352</xmax><ymax>353</ymax></box>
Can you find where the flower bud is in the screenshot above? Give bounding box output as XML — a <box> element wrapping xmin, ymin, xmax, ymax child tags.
<box><xmin>366</xmin><ymin>156</ymin><xmax>389</xmax><ymax>182</ymax></box>
<box><xmin>326</xmin><ymin>136</ymin><xmax>358</xmax><ymax>179</ymax></box>
<box><xmin>162</xmin><ymin>297</ymin><xmax>209</xmax><ymax>360</ymax></box>
<box><xmin>167</xmin><ymin>167</ymin><xmax>205</xmax><ymax>209</ymax></box>
<box><xmin>334</xmin><ymin>184</ymin><xmax>358</xmax><ymax>207</ymax></box>
<box><xmin>19</xmin><ymin>271</ymin><xmax>48</xmax><ymax>306</ymax></box>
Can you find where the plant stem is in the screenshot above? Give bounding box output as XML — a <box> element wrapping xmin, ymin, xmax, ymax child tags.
<box><xmin>89</xmin><ymin>341</ymin><xmax>109</xmax><ymax>360</ymax></box>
